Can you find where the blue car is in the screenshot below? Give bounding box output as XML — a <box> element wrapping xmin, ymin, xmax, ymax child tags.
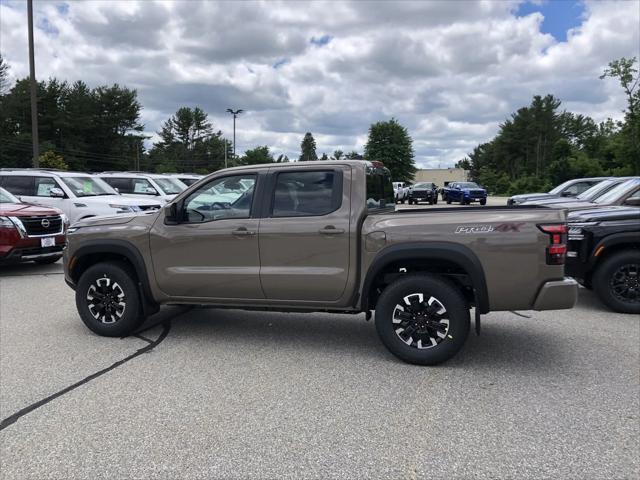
<box><xmin>442</xmin><ymin>181</ymin><xmax>487</xmax><ymax>205</ymax></box>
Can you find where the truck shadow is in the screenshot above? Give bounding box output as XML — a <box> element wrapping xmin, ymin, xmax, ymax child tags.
<box><xmin>170</xmin><ymin>308</ymin><xmax>570</xmax><ymax>375</ymax></box>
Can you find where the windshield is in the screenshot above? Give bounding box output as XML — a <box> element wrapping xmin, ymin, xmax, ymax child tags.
<box><xmin>576</xmin><ymin>180</ymin><xmax>618</xmax><ymax>201</ymax></box>
<box><xmin>548</xmin><ymin>179</ymin><xmax>576</xmax><ymax>195</ymax></box>
<box><xmin>594</xmin><ymin>179</ymin><xmax>640</xmax><ymax>204</ymax></box>
<box><xmin>414</xmin><ymin>183</ymin><xmax>434</xmax><ymax>188</ymax></box>
<box><xmin>0</xmin><ymin>187</ymin><xmax>20</xmax><ymax>203</ymax></box>
<box><xmin>151</xmin><ymin>177</ymin><xmax>187</xmax><ymax>195</ymax></box>
<box><xmin>61</xmin><ymin>176</ymin><xmax>117</xmax><ymax>197</ymax></box>
<box><xmin>457</xmin><ymin>182</ymin><xmax>479</xmax><ymax>188</ymax></box>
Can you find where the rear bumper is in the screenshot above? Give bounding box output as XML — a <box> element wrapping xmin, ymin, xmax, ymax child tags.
<box><xmin>532</xmin><ymin>277</ymin><xmax>578</xmax><ymax>311</ymax></box>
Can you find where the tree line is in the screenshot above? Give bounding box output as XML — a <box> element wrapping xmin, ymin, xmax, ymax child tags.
<box><xmin>0</xmin><ymin>54</ymin><xmax>417</xmax><ymax>181</ymax></box>
<box><xmin>457</xmin><ymin>57</ymin><xmax>639</xmax><ymax>194</ymax></box>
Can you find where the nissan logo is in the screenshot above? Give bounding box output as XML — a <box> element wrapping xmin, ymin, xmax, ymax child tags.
<box><xmin>41</xmin><ymin>218</ymin><xmax>50</xmax><ymax>228</ymax></box>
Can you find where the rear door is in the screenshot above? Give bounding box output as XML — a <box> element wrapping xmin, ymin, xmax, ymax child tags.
<box><xmin>258</xmin><ymin>166</ymin><xmax>351</xmax><ymax>302</ymax></box>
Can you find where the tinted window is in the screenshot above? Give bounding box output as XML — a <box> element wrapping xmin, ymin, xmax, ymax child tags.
<box><xmin>1</xmin><ymin>176</ymin><xmax>34</xmax><ymax>196</ymax></box>
<box><xmin>565</xmin><ymin>181</ymin><xmax>593</xmax><ymax>196</ymax></box>
<box><xmin>272</xmin><ymin>171</ymin><xmax>339</xmax><ymax>217</ymax></box>
<box><xmin>183</xmin><ymin>174</ymin><xmax>256</xmax><ymax>222</ymax></box>
<box><xmin>366</xmin><ymin>166</ymin><xmax>393</xmax><ymax>209</ymax></box>
<box><xmin>34</xmin><ymin>177</ymin><xmax>61</xmax><ymax>197</ymax></box>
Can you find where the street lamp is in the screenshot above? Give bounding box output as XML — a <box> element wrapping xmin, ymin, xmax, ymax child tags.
<box><xmin>226</xmin><ymin>108</ymin><xmax>243</xmax><ymax>159</ymax></box>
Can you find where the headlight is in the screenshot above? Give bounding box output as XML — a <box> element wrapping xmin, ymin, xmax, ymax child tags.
<box><xmin>567</xmin><ymin>222</ymin><xmax>598</xmax><ymax>240</ymax></box>
<box><xmin>109</xmin><ymin>204</ymin><xmax>137</xmax><ymax>213</ymax></box>
<box><xmin>0</xmin><ymin>216</ymin><xmax>16</xmax><ymax>228</ymax></box>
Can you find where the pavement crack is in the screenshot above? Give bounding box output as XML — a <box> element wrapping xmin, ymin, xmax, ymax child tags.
<box><xmin>0</xmin><ymin>320</ymin><xmax>171</xmax><ymax>432</ymax></box>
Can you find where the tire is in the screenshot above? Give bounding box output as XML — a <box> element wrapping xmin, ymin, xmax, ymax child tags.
<box><xmin>427</xmin><ymin>199</ymin><xmax>433</xmax><ymax>205</ymax></box>
<box><xmin>433</xmin><ymin>197</ymin><xmax>438</xmax><ymax>205</ymax></box>
<box><xmin>592</xmin><ymin>250</ymin><xmax>640</xmax><ymax>314</ymax></box>
<box><xmin>34</xmin><ymin>255</ymin><xmax>62</xmax><ymax>265</ymax></box>
<box><xmin>375</xmin><ymin>274</ymin><xmax>470</xmax><ymax>365</ymax></box>
<box><xmin>400</xmin><ymin>199</ymin><xmax>405</xmax><ymax>204</ymax></box>
<box><xmin>446</xmin><ymin>196</ymin><xmax>451</xmax><ymax>204</ymax></box>
<box><xmin>75</xmin><ymin>261</ymin><xmax>145</xmax><ymax>336</ymax></box>
<box><xmin>480</xmin><ymin>199</ymin><xmax>487</xmax><ymax>206</ymax></box>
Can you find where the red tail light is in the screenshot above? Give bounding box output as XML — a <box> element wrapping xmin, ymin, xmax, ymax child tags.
<box><xmin>538</xmin><ymin>224</ymin><xmax>568</xmax><ymax>265</ymax></box>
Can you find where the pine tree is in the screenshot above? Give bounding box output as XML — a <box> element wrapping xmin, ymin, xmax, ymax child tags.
<box><xmin>299</xmin><ymin>132</ymin><xmax>318</xmax><ymax>161</ymax></box>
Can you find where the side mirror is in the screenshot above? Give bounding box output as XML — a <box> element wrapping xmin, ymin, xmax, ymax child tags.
<box><xmin>146</xmin><ymin>187</ymin><xmax>158</xmax><ymax>195</ymax></box>
<box><xmin>114</xmin><ymin>187</ymin><xmax>120</xmax><ymax>194</ymax></box>
<box><xmin>623</xmin><ymin>196</ymin><xmax>640</xmax><ymax>207</ymax></box>
<box><xmin>49</xmin><ymin>187</ymin><xmax>65</xmax><ymax>198</ymax></box>
<box><xmin>165</xmin><ymin>202</ymin><xmax>180</xmax><ymax>224</ymax></box>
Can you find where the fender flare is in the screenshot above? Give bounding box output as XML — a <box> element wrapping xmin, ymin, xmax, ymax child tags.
<box><xmin>360</xmin><ymin>242</ymin><xmax>490</xmax><ymax>314</ymax></box>
<box><xmin>69</xmin><ymin>239</ymin><xmax>158</xmax><ymax>314</ymax></box>
<box><xmin>589</xmin><ymin>232</ymin><xmax>640</xmax><ymax>267</ymax></box>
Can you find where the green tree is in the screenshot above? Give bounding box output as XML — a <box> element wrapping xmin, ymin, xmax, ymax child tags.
<box><xmin>299</xmin><ymin>132</ymin><xmax>318</xmax><ymax>161</ymax></box>
<box><xmin>240</xmin><ymin>146</ymin><xmax>274</xmax><ymax>165</ymax></box>
<box><xmin>320</xmin><ymin>152</ymin><xmax>328</xmax><ymax>160</ymax></box>
<box><xmin>345</xmin><ymin>151</ymin><xmax>363</xmax><ymax>159</ymax></box>
<box><xmin>38</xmin><ymin>150</ymin><xmax>68</xmax><ymax>170</ymax></box>
<box><xmin>332</xmin><ymin>149</ymin><xmax>344</xmax><ymax>160</ymax></box>
<box><xmin>364</xmin><ymin>118</ymin><xmax>416</xmax><ymax>182</ymax></box>
<box><xmin>275</xmin><ymin>154</ymin><xmax>290</xmax><ymax>163</ymax></box>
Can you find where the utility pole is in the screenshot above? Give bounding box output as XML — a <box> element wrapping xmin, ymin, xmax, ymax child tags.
<box><xmin>224</xmin><ymin>139</ymin><xmax>228</xmax><ymax>169</ymax></box>
<box><xmin>27</xmin><ymin>0</ymin><xmax>39</xmax><ymax>167</ymax></box>
<box><xmin>226</xmin><ymin>108</ymin><xmax>243</xmax><ymax>159</ymax></box>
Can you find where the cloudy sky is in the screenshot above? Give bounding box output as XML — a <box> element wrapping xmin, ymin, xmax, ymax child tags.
<box><xmin>1</xmin><ymin>0</ymin><xmax>639</xmax><ymax>167</ymax></box>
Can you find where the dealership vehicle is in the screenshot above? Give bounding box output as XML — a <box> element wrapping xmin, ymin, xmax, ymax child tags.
<box><xmin>0</xmin><ymin>169</ymin><xmax>162</xmax><ymax>224</ymax></box>
<box><xmin>441</xmin><ymin>182</ymin><xmax>487</xmax><ymax>205</ymax></box>
<box><xmin>519</xmin><ymin>178</ymin><xmax>627</xmax><ymax>206</ymax></box>
<box><xmin>0</xmin><ymin>187</ymin><xmax>67</xmax><ymax>264</ymax></box>
<box><xmin>567</xmin><ymin>206</ymin><xmax>640</xmax><ymax>314</ymax></box>
<box><xmin>164</xmin><ymin>173</ymin><xmax>203</xmax><ymax>186</ymax></box>
<box><xmin>507</xmin><ymin>177</ymin><xmax>608</xmax><ymax>205</ymax></box>
<box><xmin>98</xmin><ymin>172</ymin><xmax>188</xmax><ymax>203</ymax></box>
<box><xmin>536</xmin><ymin>178</ymin><xmax>640</xmax><ymax>212</ymax></box>
<box><xmin>408</xmin><ymin>182</ymin><xmax>438</xmax><ymax>205</ymax></box>
<box><xmin>64</xmin><ymin>160</ymin><xmax>577</xmax><ymax>365</ymax></box>
<box><xmin>393</xmin><ymin>181</ymin><xmax>409</xmax><ymax>203</ymax></box>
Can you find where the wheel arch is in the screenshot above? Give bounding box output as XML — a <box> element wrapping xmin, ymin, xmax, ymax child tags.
<box><xmin>360</xmin><ymin>242</ymin><xmax>490</xmax><ymax>314</ymax></box>
<box><xmin>589</xmin><ymin>233</ymin><xmax>640</xmax><ymax>268</ymax></box>
<box><xmin>68</xmin><ymin>240</ymin><xmax>158</xmax><ymax>315</ymax></box>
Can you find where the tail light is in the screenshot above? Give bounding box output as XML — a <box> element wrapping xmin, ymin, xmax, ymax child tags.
<box><xmin>538</xmin><ymin>224</ymin><xmax>568</xmax><ymax>265</ymax></box>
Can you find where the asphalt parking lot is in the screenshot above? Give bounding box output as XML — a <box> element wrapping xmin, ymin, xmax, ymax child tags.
<box><xmin>0</xmin><ymin>259</ymin><xmax>638</xmax><ymax>480</ymax></box>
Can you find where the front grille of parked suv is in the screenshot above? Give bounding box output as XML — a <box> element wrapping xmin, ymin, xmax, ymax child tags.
<box><xmin>19</xmin><ymin>215</ymin><xmax>63</xmax><ymax>236</ymax></box>
<box><xmin>469</xmin><ymin>190</ymin><xmax>484</xmax><ymax>197</ymax></box>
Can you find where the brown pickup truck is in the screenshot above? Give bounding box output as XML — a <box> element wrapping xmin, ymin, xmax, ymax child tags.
<box><xmin>64</xmin><ymin>161</ymin><xmax>577</xmax><ymax>365</ymax></box>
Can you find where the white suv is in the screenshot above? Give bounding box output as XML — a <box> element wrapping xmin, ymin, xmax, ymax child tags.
<box><xmin>0</xmin><ymin>170</ymin><xmax>163</xmax><ymax>224</ymax></box>
<box><xmin>98</xmin><ymin>172</ymin><xmax>188</xmax><ymax>203</ymax></box>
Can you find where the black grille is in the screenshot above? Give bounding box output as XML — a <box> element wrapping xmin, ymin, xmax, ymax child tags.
<box><xmin>469</xmin><ymin>190</ymin><xmax>485</xmax><ymax>197</ymax></box>
<box><xmin>20</xmin><ymin>215</ymin><xmax>63</xmax><ymax>236</ymax></box>
<box><xmin>411</xmin><ymin>190</ymin><xmax>432</xmax><ymax>196</ymax></box>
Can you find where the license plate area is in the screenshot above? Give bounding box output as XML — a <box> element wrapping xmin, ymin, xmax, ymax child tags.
<box><xmin>41</xmin><ymin>237</ymin><xmax>56</xmax><ymax>248</ymax></box>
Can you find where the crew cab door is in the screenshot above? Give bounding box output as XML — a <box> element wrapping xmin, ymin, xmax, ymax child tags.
<box><xmin>258</xmin><ymin>166</ymin><xmax>351</xmax><ymax>302</ymax></box>
<box><xmin>149</xmin><ymin>172</ymin><xmax>264</xmax><ymax>300</ymax></box>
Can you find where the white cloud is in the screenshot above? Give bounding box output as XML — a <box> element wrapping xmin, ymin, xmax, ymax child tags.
<box><xmin>0</xmin><ymin>0</ymin><xmax>638</xmax><ymax>168</ymax></box>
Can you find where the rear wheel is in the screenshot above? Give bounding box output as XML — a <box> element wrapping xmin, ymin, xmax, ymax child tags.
<box><xmin>76</xmin><ymin>261</ymin><xmax>145</xmax><ymax>336</ymax></box>
<box><xmin>593</xmin><ymin>250</ymin><xmax>640</xmax><ymax>314</ymax></box>
<box><xmin>375</xmin><ymin>274</ymin><xmax>470</xmax><ymax>365</ymax></box>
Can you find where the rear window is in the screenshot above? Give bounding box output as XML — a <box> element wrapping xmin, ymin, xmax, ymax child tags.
<box><xmin>366</xmin><ymin>165</ymin><xmax>394</xmax><ymax>209</ymax></box>
<box><xmin>272</xmin><ymin>170</ymin><xmax>340</xmax><ymax>217</ymax></box>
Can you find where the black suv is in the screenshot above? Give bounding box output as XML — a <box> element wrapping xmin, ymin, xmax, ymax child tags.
<box><xmin>408</xmin><ymin>182</ymin><xmax>438</xmax><ymax>205</ymax></box>
<box><xmin>566</xmin><ymin>205</ymin><xmax>640</xmax><ymax>313</ymax></box>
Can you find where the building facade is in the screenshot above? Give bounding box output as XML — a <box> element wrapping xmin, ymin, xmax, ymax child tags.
<box><xmin>413</xmin><ymin>168</ymin><xmax>469</xmax><ymax>186</ymax></box>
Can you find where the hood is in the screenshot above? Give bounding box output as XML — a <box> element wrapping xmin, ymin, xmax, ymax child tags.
<box><xmin>0</xmin><ymin>202</ymin><xmax>62</xmax><ymax>216</ymax></box>
<box><xmin>73</xmin><ymin>210</ymin><xmax>161</xmax><ymax>228</ymax></box>
<box><xmin>568</xmin><ymin>206</ymin><xmax>640</xmax><ymax>223</ymax></box>
<box><xmin>77</xmin><ymin>195</ymin><xmax>161</xmax><ymax>207</ymax></box>
<box><xmin>510</xmin><ymin>193</ymin><xmax>554</xmax><ymax>202</ymax></box>
<box><xmin>521</xmin><ymin>196</ymin><xmax>580</xmax><ymax>206</ymax></box>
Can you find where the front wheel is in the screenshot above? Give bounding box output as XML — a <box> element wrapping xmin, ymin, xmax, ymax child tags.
<box><xmin>433</xmin><ymin>197</ymin><xmax>438</xmax><ymax>205</ymax></box>
<box><xmin>375</xmin><ymin>274</ymin><xmax>470</xmax><ymax>365</ymax></box>
<box><xmin>446</xmin><ymin>196</ymin><xmax>451</xmax><ymax>204</ymax></box>
<box><xmin>480</xmin><ymin>198</ymin><xmax>487</xmax><ymax>205</ymax></box>
<box><xmin>593</xmin><ymin>250</ymin><xmax>640</xmax><ymax>314</ymax></box>
<box><xmin>76</xmin><ymin>261</ymin><xmax>145</xmax><ymax>336</ymax></box>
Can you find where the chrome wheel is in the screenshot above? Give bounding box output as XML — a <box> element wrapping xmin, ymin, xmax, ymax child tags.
<box><xmin>392</xmin><ymin>293</ymin><xmax>450</xmax><ymax>349</ymax></box>
<box><xmin>87</xmin><ymin>276</ymin><xmax>126</xmax><ymax>324</ymax></box>
<box><xmin>610</xmin><ymin>263</ymin><xmax>640</xmax><ymax>304</ymax></box>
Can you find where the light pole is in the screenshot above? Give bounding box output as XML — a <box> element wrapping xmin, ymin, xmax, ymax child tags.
<box><xmin>27</xmin><ymin>0</ymin><xmax>39</xmax><ymax>167</ymax></box>
<box><xmin>226</xmin><ymin>108</ymin><xmax>243</xmax><ymax>159</ymax></box>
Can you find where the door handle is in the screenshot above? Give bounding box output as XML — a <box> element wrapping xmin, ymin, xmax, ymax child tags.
<box><xmin>232</xmin><ymin>227</ymin><xmax>255</xmax><ymax>236</ymax></box>
<box><xmin>319</xmin><ymin>226</ymin><xmax>345</xmax><ymax>235</ymax></box>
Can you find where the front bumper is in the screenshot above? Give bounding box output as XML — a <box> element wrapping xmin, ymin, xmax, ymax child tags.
<box><xmin>0</xmin><ymin>245</ymin><xmax>65</xmax><ymax>264</ymax></box>
<box><xmin>532</xmin><ymin>277</ymin><xmax>578</xmax><ymax>311</ymax></box>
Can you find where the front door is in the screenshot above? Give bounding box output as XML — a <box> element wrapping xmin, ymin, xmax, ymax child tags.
<box><xmin>149</xmin><ymin>173</ymin><xmax>263</xmax><ymax>300</ymax></box>
<box><xmin>258</xmin><ymin>167</ymin><xmax>351</xmax><ymax>302</ymax></box>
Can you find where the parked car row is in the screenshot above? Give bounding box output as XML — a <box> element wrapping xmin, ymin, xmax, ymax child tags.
<box><xmin>508</xmin><ymin>176</ymin><xmax>639</xmax><ymax>314</ymax></box>
<box><xmin>0</xmin><ymin>168</ymin><xmax>205</xmax><ymax>265</ymax></box>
